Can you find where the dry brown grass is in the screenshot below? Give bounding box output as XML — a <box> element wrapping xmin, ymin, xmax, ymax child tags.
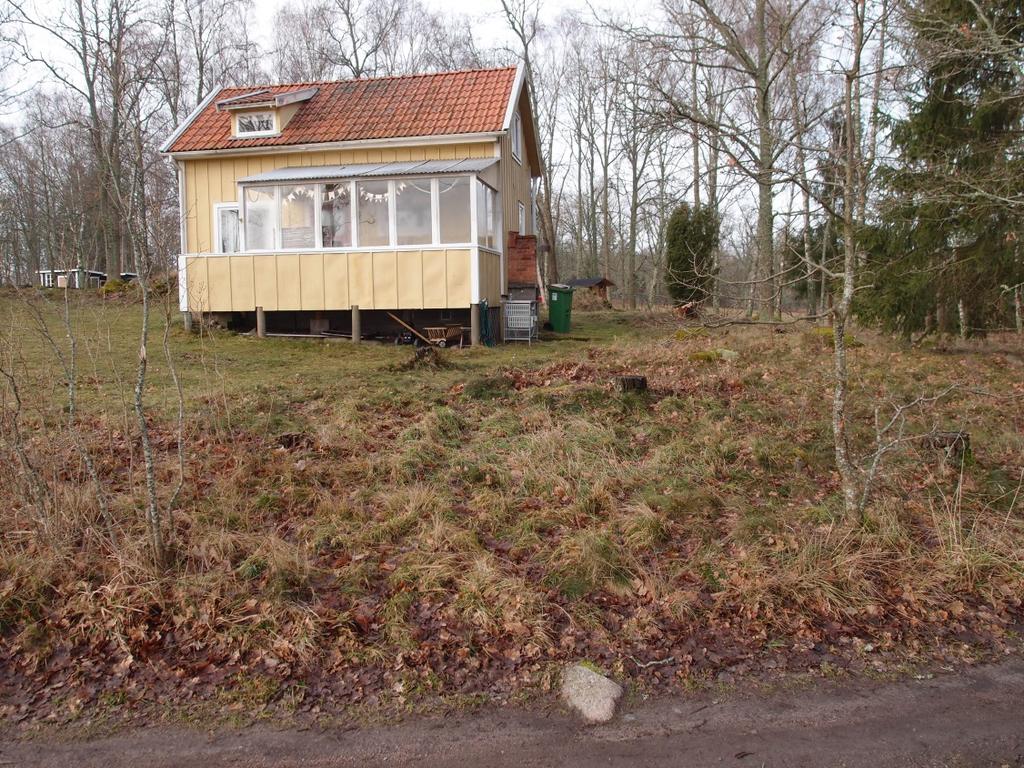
<box><xmin>0</xmin><ymin>291</ymin><xmax>1022</xmax><ymax>722</ymax></box>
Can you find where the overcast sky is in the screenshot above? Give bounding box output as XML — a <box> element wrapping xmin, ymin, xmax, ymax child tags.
<box><xmin>246</xmin><ymin>0</ymin><xmax>655</xmax><ymax>60</ymax></box>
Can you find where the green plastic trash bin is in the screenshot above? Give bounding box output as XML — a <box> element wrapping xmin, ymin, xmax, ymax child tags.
<box><xmin>548</xmin><ymin>284</ymin><xmax>574</xmax><ymax>333</ymax></box>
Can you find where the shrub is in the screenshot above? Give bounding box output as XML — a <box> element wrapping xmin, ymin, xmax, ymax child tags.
<box><xmin>665</xmin><ymin>202</ymin><xmax>720</xmax><ymax>305</ymax></box>
<box><xmin>808</xmin><ymin>326</ymin><xmax>863</xmax><ymax>348</ymax></box>
<box><xmin>100</xmin><ymin>278</ymin><xmax>127</xmax><ymax>295</ymax></box>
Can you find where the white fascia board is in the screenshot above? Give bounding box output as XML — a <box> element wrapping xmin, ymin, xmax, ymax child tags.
<box><xmin>164</xmin><ymin>132</ymin><xmax>501</xmax><ymax>160</ymax></box>
<box><xmin>502</xmin><ymin>61</ymin><xmax>527</xmax><ymax>132</ymax></box>
<box><xmin>159</xmin><ymin>86</ymin><xmax>222</xmax><ymax>154</ymax></box>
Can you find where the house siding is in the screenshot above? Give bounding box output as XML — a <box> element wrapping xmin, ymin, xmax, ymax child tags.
<box><xmin>185</xmin><ymin>249</ymin><xmax>474</xmax><ymax>312</ymax></box>
<box><xmin>497</xmin><ymin>91</ymin><xmax>535</xmax><ymax>245</ymax></box>
<box><xmin>496</xmin><ymin>87</ymin><xmax>537</xmax><ymax>294</ymax></box>
<box><xmin>179</xmin><ymin>120</ymin><xmax>534</xmax><ymax>313</ymax></box>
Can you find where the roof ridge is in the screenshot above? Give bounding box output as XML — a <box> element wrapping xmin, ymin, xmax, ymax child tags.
<box><xmin>218</xmin><ymin>65</ymin><xmax>519</xmax><ymax>93</ymax></box>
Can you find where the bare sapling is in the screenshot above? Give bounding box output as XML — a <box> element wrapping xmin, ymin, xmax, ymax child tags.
<box><xmin>0</xmin><ymin>318</ymin><xmax>51</xmax><ymax>529</ymax></box>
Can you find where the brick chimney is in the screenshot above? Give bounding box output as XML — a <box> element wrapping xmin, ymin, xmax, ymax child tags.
<box><xmin>507</xmin><ymin>231</ymin><xmax>538</xmax><ymax>287</ymax></box>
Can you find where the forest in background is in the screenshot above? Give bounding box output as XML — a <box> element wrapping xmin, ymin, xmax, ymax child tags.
<box><xmin>0</xmin><ymin>0</ymin><xmax>1017</xmax><ymax>323</ymax></box>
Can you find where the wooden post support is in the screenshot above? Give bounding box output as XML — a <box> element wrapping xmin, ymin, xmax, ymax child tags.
<box><xmin>182</xmin><ymin>311</ymin><xmax>193</xmax><ymax>333</ymax></box>
<box><xmin>256</xmin><ymin>306</ymin><xmax>266</xmax><ymax>338</ymax></box>
<box><xmin>351</xmin><ymin>305</ymin><xmax>361</xmax><ymax>343</ymax></box>
<box><xmin>470</xmin><ymin>303</ymin><xmax>481</xmax><ymax>346</ymax></box>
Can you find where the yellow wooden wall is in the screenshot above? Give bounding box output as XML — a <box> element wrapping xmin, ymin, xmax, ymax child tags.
<box><xmin>185</xmin><ymin>249</ymin><xmax>473</xmax><ymax>312</ymax></box>
<box><xmin>479</xmin><ymin>251</ymin><xmax>501</xmax><ymax>305</ymax></box>
<box><xmin>497</xmin><ymin>88</ymin><xmax>536</xmax><ymax>242</ymax></box>
<box><xmin>182</xmin><ymin>142</ymin><xmax>499</xmax><ymax>254</ymax></box>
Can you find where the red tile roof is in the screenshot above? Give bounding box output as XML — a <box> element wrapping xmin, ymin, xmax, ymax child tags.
<box><xmin>167</xmin><ymin>67</ymin><xmax>518</xmax><ymax>153</ymax></box>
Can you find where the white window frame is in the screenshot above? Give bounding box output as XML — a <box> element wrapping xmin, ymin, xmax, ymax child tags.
<box><xmin>318</xmin><ymin>180</ymin><xmax>356</xmax><ymax>249</ymax></box>
<box><xmin>241</xmin><ymin>186</ymin><xmax>278</xmax><ymax>252</ymax></box>
<box><xmin>518</xmin><ymin>201</ymin><xmax>526</xmax><ymax>236</ymax></box>
<box><xmin>353</xmin><ymin>178</ymin><xmax>392</xmax><ymax>249</ymax></box>
<box><xmin>387</xmin><ymin>179</ymin><xmax>399</xmax><ymax>247</ymax></box>
<box><xmin>234</xmin><ymin>110</ymin><xmax>278</xmax><ymax>138</ymax></box>
<box><xmin>279</xmin><ymin>183</ymin><xmax>318</xmax><ymax>251</ymax></box>
<box><xmin>473</xmin><ymin>177</ymin><xmax>501</xmax><ymax>252</ymax></box>
<box><xmin>511</xmin><ymin>112</ymin><xmax>522</xmax><ymax>164</ymax></box>
<box><xmin>430</xmin><ymin>178</ymin><xmax>441</xmax><ymax>245</ymax></box>
<box><xmin>213</xmin><ymin>202</ymin><xmax>240</xmax><ymax>254</ymax></box>
<box><xmin>235</xmin><ymin>175</ymin><xmax>484</xmax><ymax>253</ymax></box>
<box><xmin>393</xmin><ymin>177</ymin><xmax>436</xmax><ymax>247</ymax></box>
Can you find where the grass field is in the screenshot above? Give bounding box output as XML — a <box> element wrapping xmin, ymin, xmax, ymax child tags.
<box><xmin>1</xmin><ymin>287</ymin><xmax>1022</xmax><ymax>725</ymax></box>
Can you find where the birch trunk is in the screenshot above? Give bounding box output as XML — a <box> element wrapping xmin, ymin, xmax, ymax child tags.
<box><xmin>833</xmin><ymin>0</ymin><xmax>866</xmax><ymax>520</ymax></box>
<box><xmin>1015</xmin><ymin>285</ymin><xmax>1022</xmax><ymax>334</ymax></box>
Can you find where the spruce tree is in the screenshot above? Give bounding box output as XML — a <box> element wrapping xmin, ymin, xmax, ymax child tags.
<box><xmin>664</xmin><ymin>202</ymin><xmax>721</xmax><ymax>305</ymax></box>
<box><xmin>866</xmin><ymin>0</ymin><xmax>1024</xmax><ymax>337</ymax></box>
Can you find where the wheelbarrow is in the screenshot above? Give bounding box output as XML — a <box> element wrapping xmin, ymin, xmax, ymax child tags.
<box><xmin>423</xmin><ymin>324</ymin><xmax>464</xmax><ymax>348</ymax></box>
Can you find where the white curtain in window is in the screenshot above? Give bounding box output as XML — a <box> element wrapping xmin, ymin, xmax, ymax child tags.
<box><xmin>476</xmin><ymin>185</ymin><xmax>497</xmax><ymax>249</ymax></box>
<box><xmin>218</xmin><ymin>207</ymin><xmax>239</xmax><ymax>253</ymax></box>
<box><xmin>321</xmin><ymin>183</ymin><xmax>352</xmax><ymax>247</ymax></box>
<box><xmin>244</xmin><ymin>187</ymin><xmax>276</xmax><ymax>250</ymax></box>
<box><xmin>357</xmin><ymin>180</ymin><xmax>390</xmax><ymax>247</ymax></box>
<box><xmin>280</xmin><ymin>185</ymin><xmax>315</xmax><ymax>249</ymax></box>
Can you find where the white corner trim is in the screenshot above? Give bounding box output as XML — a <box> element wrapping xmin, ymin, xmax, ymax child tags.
<box><xmin>470</xmin><ymin>246</ymin><xmax>481</xmax><ymax>304</ymax></box>
<box><xmin>160</xmin><ymin>86</ymin><xmax>222</xmax><ymax>154</ymax></box>
<box><xmin>502</xmin><ymin>62</ymin><xmax>527</xmax><ymax>133</ymax></box>
<box><xmin>178</xmin><ymin>254</ymin><xmax>188</xmax><ymax>312</ymax></box>
<box><xmin>177</xmin><ymin>161</ymin><xmax>187</xmax><ymax>255</ymax></box>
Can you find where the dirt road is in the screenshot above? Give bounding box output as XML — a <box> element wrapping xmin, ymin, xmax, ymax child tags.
<box><xmin>5</xmin><ymin>658</ymin><xmax>1023</xmax><ymax>767</ymax></box>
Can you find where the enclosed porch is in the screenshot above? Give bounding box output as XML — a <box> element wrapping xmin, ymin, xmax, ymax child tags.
<box><xmin>178</xmin><ymin>160</ymin><xmax>506</xmax><ymax>341</ymax></box>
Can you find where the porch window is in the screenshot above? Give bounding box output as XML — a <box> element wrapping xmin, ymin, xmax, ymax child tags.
<box><xmin>216</xmin><ymin>204</ymin><xmax>240</xmax><ymax>253</ymax></box>
<box><xmin>236</xmin><ymin>173</ymin><xmax>496</xmax><ymax>251</ymax></box>
<box><xmin>438</xmin><ymin>176</ymin><xmax>471</xmax><ymax>243</ymax></box>
<box><xmin>357</xmin><ymin>180</ymin><xmax>390</xmax><ymax>247</ymax></box>
<box><xmin>321</xmin><ymin>183</ymin><xmax>352</xmax><ymax>247</ymax></box>
<box><xmin>395</xmin><ymin>179</ymin><xmax>432</xmax><ymax>245</ymax></box>
<box><xmin>244</xmin><ymin>186</ymin><xmax>276</xmax><ymax>250</ymax></box>
<box><xmin>476</xmin><ymin>182</ymin><xmax>497</xmax><ymax>249</ymax></box>
<box><xmin>511</xmin><ymin>112</ymin><xmax>522</xmax><ymax>163</ymax></box>
<box><xmin>280</xmin><ymin>185</ymin><xmax>315</xmax><ymax>249</ymax></box>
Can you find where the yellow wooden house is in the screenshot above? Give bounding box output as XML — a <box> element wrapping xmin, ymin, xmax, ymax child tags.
<box><xmin>161</xmin><ymin>65</ymin><xmax>542</xmax><ymax>342</ymax></box>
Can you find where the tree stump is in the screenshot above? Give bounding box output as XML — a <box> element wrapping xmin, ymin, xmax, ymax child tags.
<box><xmin>393</xmin><ymin>345</ymin><xmax>450</xmax><ymax>371</ymax></box>
<box><xmin>616</xmin><ymin>375</ymin><xmax>648</xmax><ymax>393</ymax></box>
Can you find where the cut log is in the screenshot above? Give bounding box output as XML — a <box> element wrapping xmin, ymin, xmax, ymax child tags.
<box><xmin>616</xmin><ymin>375</ymin><xmax>648</xmax><ymax>393</ymax></box>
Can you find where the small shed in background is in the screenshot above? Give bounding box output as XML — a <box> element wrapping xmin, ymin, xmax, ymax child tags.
<box><xmin>38</xmin><ymin>269</ymin><xmax>107</xmax><ymax>289</ymax></box>
<box><xmin>567</xmin><ymin>276</ymin><xmax>615</xmax><ymax>301</ymax></box>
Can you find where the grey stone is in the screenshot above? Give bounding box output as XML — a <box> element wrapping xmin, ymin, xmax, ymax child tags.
<box><xmin>716</xmin><ymin>348</ymin><xmax>739</xmax><ymax>361</ymax></box>
<box><xmin>560</xmin><ymin>663</ymin><xmax>624</xmax><ymax>724</ymax></box>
